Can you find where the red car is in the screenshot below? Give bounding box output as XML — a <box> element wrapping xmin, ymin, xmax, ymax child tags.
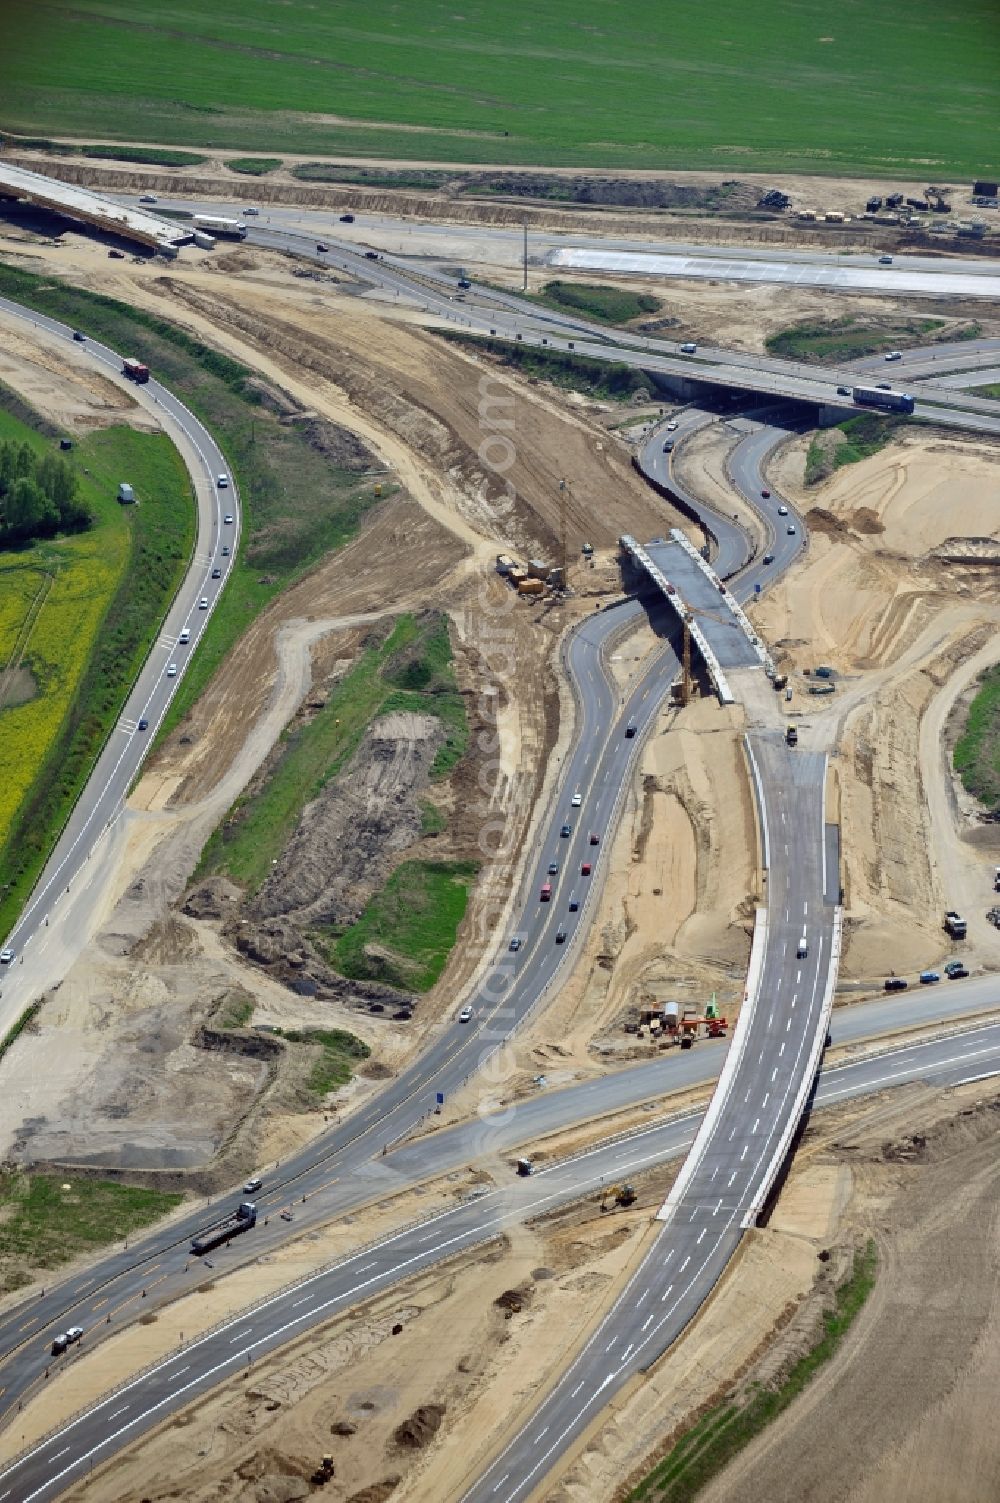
<box><xmin>761</xmin><ymin>489</ymin><xmax>771</xmax><ymax>499</ymax></box>
<box><xmin>589</xmin><ymin>832</ymin><xmax>600</xmax><ymax>846</ymax></box>
<box><xmin>581</xmin><ymin>862</ymin><xmax>592</xmax><ymax>876</ymax></box>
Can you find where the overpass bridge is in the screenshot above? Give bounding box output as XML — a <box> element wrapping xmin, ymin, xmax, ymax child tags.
<box><xmin>0</xmin><ymin>161</ymin><xmax>189</xmax><ymax>255</ymax></box>
<box><xmin>620</xmin><ymin>529</ymin><xmax>772</xmax><ymax>704</ymax></box>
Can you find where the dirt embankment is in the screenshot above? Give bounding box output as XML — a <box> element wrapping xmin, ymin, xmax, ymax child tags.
<box><xmin>756</xmin><ymin>428</ymin><xmax>1000</xmax><ymax>980</ymax></box>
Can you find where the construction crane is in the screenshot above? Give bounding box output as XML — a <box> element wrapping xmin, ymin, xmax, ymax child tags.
<box><xmin>676</xmin><ymin>604</ymin><xmax>741</xmax><ymax>706</ymax></box>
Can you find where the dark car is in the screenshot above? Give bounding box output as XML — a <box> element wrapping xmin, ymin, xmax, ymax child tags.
<box><xmin>108</xmin><ymin>249</ymin><xmax>125</xmax><ymax>259</ymax></box>
<box><xmin>364</xmin><ymin>250</ymin><xmax>380</xmax><ymax>260</ymax></box>
<box><xmin>457</xmin><ymin>277</ymin><xmax>472</xmax><ymax>289</ymax></box>
<box><xmin>763</xmin><ymin>553</ymin><xmax>774</xmax><ymax>565</ymax></box>
<box><xmin>837</xmin><ymin>385</ymin><xmax>851</xmax><ymax>396</ymax></box>
<box><xmin>589</xmin><ymin>832</ymin><xmax>600</xmax><ymax>846</ymax></box>
<box><xmin>884</xmin><ymin>977</ymin><xmax>908</xmax><ymax>992</ymax></box>
<box><xmin>761</xmin><ymin>489</ymin><xmax>771</xmax><ymax>499</ymax></box>
<box><xmin>919</xmin><ymin>971</ymin><xmax>940</xmax><ymax>984</ymax></box>
<box><xmin>316</xmin><ymin>242</ymin><xmax>329</xmax><ymax>252</ymax></box>
<box><xmin>137</xmin><ymin>717</ymin><xmax>149</xmax><ymax>731</ymax></box>
<box><xmin>560</xmin><ymin>823</ymin><xmax>571</xmax><ymax>838</ymax></box>
<box><xmin>555</xmin><ymin>928</ymin><xmax>567</xmax><ymax>944</ymax></box>
<box><xmin>340</xmin><ymin>214</ymin><xmax>355</xmax><ymax>223</ymax></box>
<box><xmin>947</xmin><ymin>965</ymin><xmax>970</xmax><ymax>980</ymax></box>
<box><xmin>547</xmin><ymin>861</ymin><xmax>559</xmax><ymax>876</ymax></box>
<box><xmin>508</xmin><ymin>936</ymin><xmax>522</xmax><ymax>952</ymax></box>
<box><xmin>211</xmin><ymin>567</ymin><xmax>222</xmax><ymax>579</ymax></box>
<box><xmin>221</xmin><ymin>545</ymin><xmax>230</xmax><ymax>556</ymax></box>
<box><xmin>72</xmin><ymin>330</ymin><xmax>85</xmax><ymax>342</ymax></box>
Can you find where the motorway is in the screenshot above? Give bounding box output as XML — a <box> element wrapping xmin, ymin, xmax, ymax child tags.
<box><xmin>0</xmin><ymin>207</ymin><xmax>997</xmax><ymax>1496</ymax></box>
<box><xmin>0</xmin><ymin>298</ymin><xmax>241</xmax><ymax>1035</ymax></box>
<box><xmin>3</xmin><ymin>1019</ymin><xmax>999</xmax><ymax>1503</ymax></box>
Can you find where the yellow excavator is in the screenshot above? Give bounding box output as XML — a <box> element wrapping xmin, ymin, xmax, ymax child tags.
<box><xmin>600</xmin><ymin>1182</ymin><xmax>638</xmax><ymax>1211</ymax></box>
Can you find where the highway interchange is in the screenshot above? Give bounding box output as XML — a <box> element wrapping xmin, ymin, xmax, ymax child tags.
<box><xmin>0</xmin><ymin>202</ymin><xmax>999</xmax><ymax>1499</ymax></box>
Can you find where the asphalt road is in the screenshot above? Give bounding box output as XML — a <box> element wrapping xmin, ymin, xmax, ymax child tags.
<box><xmin>0</xmin><ymin>299</ymin><xmax>241</xmax><ymax>1029</ymax></box>
<box><xmin>4</xmin><ymin>1020</ymin><xmax>998</xmax><ymax>1503</ymax></box>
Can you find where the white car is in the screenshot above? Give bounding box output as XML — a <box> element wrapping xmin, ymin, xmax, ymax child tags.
<box><xmin>217</xmin><ymin>474</ymin><xmax>229</xmax><ymax>488</ymax></box>
<box><xmin>665</xmin><ymin>420</ymin><xmax>679</xmax><ymax>431</ymax></box>
<box><xmin>199</xmin><ymin>597</ymin><xmax>209</xmax><ymax>610</ymax></box>
<box><xmin>178</xmin><ymin>628</ymin><xmax>190</xmax><ymax>644</ymax></box>
<box><xmin>884</xmin><ymin>350</ymin><xmax>902</xmax><ymax>361</ymax></box>
<box><xmin>224</xmin><ymin>513</ymin><xmax>234</xmax><ymax>525</ymax></box>
<box><xmin>571</xmin><ymin>792</ymin><xmax>582</xmax><ymax>807</ymax></box>
<box><xmin>787</xmin><ymin>524</ymin><xmax>797</xmax><ymax>535</ymax></box>
<box><xmin>0</xmin><ymin>948</ymin><xmax>13</xmax><ymax>964</ymax></box>
<box><xmin>243</xmin><ymin>1176</ymin><xmax>263</xmax><ymax>1193</ymax></box>
<box><xmin>167</xmin><ymin>663</ymin><xmax>178</xmax><ymax>677</ymax></box>
<box><xmin>777</xmin><ymin>504</ymin><xmax>789</xmax><ymax>516</ymax></box>
<box><xmin>458</xmin><ymin>1006</ymin><xmax>473</xmax><ymax>1023</ymax></box>
<box><xmin>679</xmin><ymin>342</ymin><xmax>697</xmax><ymax>354</ymax></box>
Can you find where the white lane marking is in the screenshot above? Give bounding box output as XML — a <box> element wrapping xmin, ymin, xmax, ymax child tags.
<box><xmin>729</xmin><ymin>1126</ymin><xmax>737</xmax><ymax>1139</ymax></box>
<box><xmin>107</xmin><ymin>1406</ymin><xmax>129</xmax><ymax>1421</ymax></box>
<box><xmin>637</xmin><ymin>1288</ymin><xmax>649</xmax><ymax>1306</ymax></box>
<box><xmin>679</xmin><ymin>1255</ymin><xmax>691</xmax><ymax>1271</ymax></box>
<box><xmin>727</xmin><ymin>1171</ymin><xmax>738</xmax><ymax>1187</ymax></box>
<box><xmin>741</xmin><ymin>1145</ymin><xmax>749</xmax><ymax>1160</ymax></box>
<box><xmin>762</xmin><ymin>1092</ymin><xmax>770</xmax><ymax>1108</ymax></box>
<box><xmin>752</xmin><ymin>1117</ymin><xmax>760</xmax><ymax>1133</ymax></box>
<box><xmin>622</xmin><ymin>1343</ymin><xmax>634</xmax><ymax>1361</ymax></box>
<box><xmin>291</xmin><ymin>1296</ymin><xmax>311</xmax><ymax>1308</ymax></box>
<box><xmin>230</xmin><ymin>1331</ymin><xmax>252</xmax><ymax>1343</ymax></box>
<box><xmin>605</xmin><ymin>1338</ymin><xmax>616</xmax><ymax>1353</ymax></box>
<box><xmin>780</xmin><ymin>1041</ymin><xmax>786</xmax><ymax>1055</ymax></box>
<box><xmin>787</xmin><ymin>1018</ymin><xmax>793</xmax><ymax>1031</ymax></box>
<box><xmin>571</xmin><ymin>1382</ymin><xmax>585</xmax><ymax>1398</ymax></box>
<box><xmin>51</xmin><ymin>1450</ymin><xmax>70</xmax><ymax>1462</ymax></box>
<box><xmin>172</xmin><ymin>1365</ymin><xmax>190</xmax><ymax>1377</ymax></box>
<box><xmin>696</xmin><ymin>1228</ymin><xmax>707</xmax><ymax>1245</ymax></box>
<box><xmin>661</xmin><ymin>1283</ymin><xmax>674</xmax><ymax>1302</ymax></box>
<box><xmin>796</xmin><ymin>969</ymin><xmax>802</xmax><ymax>983</ymax></box>
<box><xmin>537</xmin><ymin>1427</ymin><xmax>548</xmax><ymax>1440</ymax></box>
<box><xmin>492</xmin><ymin>1474</ymin><xmax>510</xmax><ymax>1494</ymax></box>
<box><xmin>771</xmin><ymin>1067</ymin><xmax>778</xmax><ymax>1082</ymax></box>
<box><xmin>643</xmin><ymin>1314</ymin><xmax>655</xmax><ymax>1331</ymax></box>
<box><xmin>714</xmin><ymin>1199</ymin><xmax>723</xmax><ymax>1215</ymax></box>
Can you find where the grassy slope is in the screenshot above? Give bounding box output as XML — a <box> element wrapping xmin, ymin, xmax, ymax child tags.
<box><xmin>0</xmin><ymin>261</ymin><xmax>384</xmax><ymax>741</ymax></box>
<box><xmin>954</xmin><ymin>664</ymin><xmax>1000</xmax><ymax>813</ymax></box>
<box><xmin>765</xmin><ymin>317</ymin><xmax>950</xmax><ymax>362</ymax></box>
<box><xmin>199</xmin><ymin>612</ymin><xmax>468</xmax><ymax>892</ymax></box>
<box><xmin>442</xmin><ymin>333</ymin><xmax>660</xmax><ymax>402</ymax></box>
<box><xmin>630</xmin><ymin>1241</ymin><xmax>878</xmax><ymax>1502</ymax></box>
<box><xmin>0</xmin><ymin>401</ymin><xmax>193</xmax><ymax>936</ymax></box>
<box><xmin>532</xmin><ymin>281</ymin><xmax>661</xmax><ymax>326</ymax></box>
<box><xmin>2</xmin><ymin>1</ymin><xmax>994</xmax><ymax>177</ymax></box>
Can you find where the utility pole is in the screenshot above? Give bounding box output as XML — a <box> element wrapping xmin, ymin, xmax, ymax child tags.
<box><xmin>522</xmin><ymin>221</ymin><xmax>528</xmax><ymax>292</ymax></box>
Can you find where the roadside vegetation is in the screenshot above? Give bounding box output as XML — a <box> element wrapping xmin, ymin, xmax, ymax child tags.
<box><xmin>0</xmin><ymin>394</ymin><xmax>193</xmax><ymax>938</ymax></box>
<box><xmin>765</xmin><ymin>316</ymin><xmax>961</xmax><ymax>363</ymax></box>
<box><xmin>804</xmin><ymin>412</ymin><xmax>905</xmax><ymax>484</ymax></box>
<box><xmin>531</xmin><ymin>281</ymin><xmax>661</xmax><ymax>326</ymax></box>
<box><xmin>954</xmin><ymin>664</ymin><xmax>1000</xmax><ymax>815</ymax></box>
<box><xmin>199</xmin><ymin>612</ymin><xmax>468</xmax><ymax>892</ymax></box>
<box><xmin>629</xmin><ymin>1240</ymin><xmax>878</xmax><ymax>1502</ymax></box>
<box><xmin>226</xmin><ymin>156</ymin><xmax>282</xmax><ymax>176</ymax></box>
<box><xmin>330</xmin><ymin>859</ymin><xmax>479</xmax><ymax>993</ymax></box>
<box><xmin>291</xmin><ymin>163</ymin><xmax>450</xmax><ymax>191</ymax></box>
<box><xmin>272</xmin><ymin>1027</ymin><xmax>371</xmax><ymax>1103</ymax></box>
<box><xmin>0</xmin><ymin>135</ymin><xmax>206</xmax><ymax>167</ymax></box>
<box><xmin>443</xmin><ymin>333</ymin><xmax>661</xmax><ymax>402</ymax></box>
<box><xmin>2</xmin><ymin>1</ymin><xmax>992</xmax><ymax>177</ymax></box>
<box><xmin>0</xmin><ymin>261</ymin><xmax>384</xmax><ymax>741</ymax></box>
<box><xmin>972</xmin><ymin>383</ymin><xmax>1000</xmax><ymax>400</ymax></box>
<box><xmin>0</xmin><ymin>438</ymin><xmax>90</xmax><ymax>545</ymax></box>
<box><xmin>0</xmin><ymin>1170</ymin><xmax>183</xmax><ymax>1294</ymax></box>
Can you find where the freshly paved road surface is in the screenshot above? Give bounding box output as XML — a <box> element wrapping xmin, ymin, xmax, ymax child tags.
<box><xmin>642</xmin><ymin>539</ymin><xmax>762</xmax><ymax>669</ymax></box>
<box><xmin>3</xmin><ymin>1021</ymin><xmax>998</xmax><ymax>1503</ymax></box>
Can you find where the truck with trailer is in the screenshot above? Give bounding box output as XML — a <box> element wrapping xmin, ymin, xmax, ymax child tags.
<box><xmin>852</xmin><ymin>385</ymin><xmax>915</xmax><ymax>415</ymax></box>
<box><xmin>122</xmin><ymin>358</ymin><xmax>150</xmax><ymax>384</ymax></box>
<box><xmin>192</xmin><ymin>215</ymin><xmax>248</xmax><ymax>241</ymax></box>
<box><xmin>190</xmin><ymin>1200</ymin><xmax>257</xmax><ymax>1256</ymax></box>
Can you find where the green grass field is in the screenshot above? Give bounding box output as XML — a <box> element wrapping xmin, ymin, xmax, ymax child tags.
<box><xmin>765</xmin><ymin>316</ymin><xmax>954</xmax><ymax>363</ymax></box>
<box><xmin>2</xmin><ymin>1</ymin><xmax>994</xmax><ymax>177</ymax></box>
<box><xmin>533</xmin><ymin>282</ymin><xmax>661</xmax><ymax>327</ymax></box>
<box><xmin>0</xmin><ymin>398</ymin><xmax>193</xmax><ymax>936</ymax></box>
<box><xmin>0</xmin><ymin>1171</ymin><xmax>183</xmax><ymax>1293</ymax></box>
<box><xmin>331</xmin><ymin>859</ymin><xmax>479</xmax><ymax>993</ymax></box>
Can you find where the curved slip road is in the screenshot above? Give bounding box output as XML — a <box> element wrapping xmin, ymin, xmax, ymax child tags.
<box><xmin>0</xmin><ymin>298</ymin><xmax>241</xmax><ymax>1030</ymax></box>
<box><xmin>3</xmin><ymin>1020</ymin><xmax>999</xmax><ymax>1503</ymax></box>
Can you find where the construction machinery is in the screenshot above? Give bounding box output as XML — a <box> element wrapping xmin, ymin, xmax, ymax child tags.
<box><xmin>601</xmin><ymin>1183</ymin><xmax>637</xmax><ymax>1211</ymax></box>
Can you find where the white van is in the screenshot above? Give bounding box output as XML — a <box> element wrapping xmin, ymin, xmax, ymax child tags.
<box><xmin>796</xmin><ymin>935</ymin><xmax>808</xmax><ymax>959</ymax></box>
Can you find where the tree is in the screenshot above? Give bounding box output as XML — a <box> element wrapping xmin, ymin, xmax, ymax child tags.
<box><xmin>5</xmin><ymin>476</ymin><xmax>58</xmax><ymax>539</ymax></box>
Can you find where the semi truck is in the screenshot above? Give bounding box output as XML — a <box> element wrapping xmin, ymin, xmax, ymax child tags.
<box><xmin>852</xmin><ymin>385</ymin><xmax>915</xmax><ymax>415</ymax></box>
<box><xmin>944</xmin><ymin>910</ymin><xmax>967</xmax><ymax>940</ymax></box>
<box><xmin>122</xmin><ymin>358</ymin><xmax>150</xmax><ymax>384</ymax></box>
<box><xmin>192</xmin><ymin>215</ymin><xmax>248</xmax><ymax>240</ymax></box>
<box><xmin>190</xmin><ymin>1200</ymin><xmax>257</xmax><ymax>1256</ymax></box>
